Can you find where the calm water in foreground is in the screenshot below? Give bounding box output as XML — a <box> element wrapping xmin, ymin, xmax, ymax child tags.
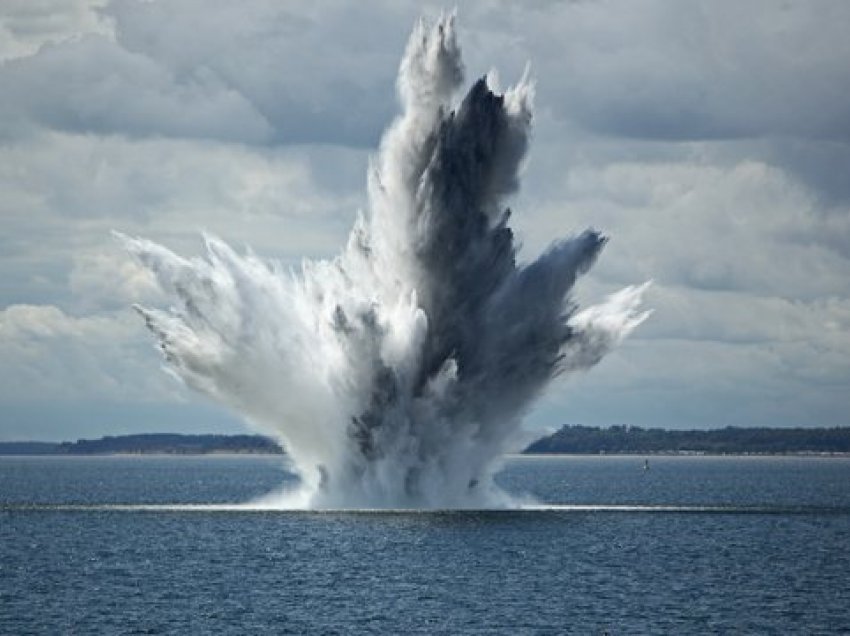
<box><xmin>1</xmin><ymin>455</ymin><xmax>848</xmax><ymax>634</ymax></box>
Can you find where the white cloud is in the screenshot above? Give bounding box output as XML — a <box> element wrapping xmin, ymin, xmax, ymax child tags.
<box><xmin>0</xmin><ymin>0</ymin><xmax>114</xmax><ymax>62</ymax></box>
<box><xmin>517</xmin><ymin>158</ymin><xmax>850</xmax><ymax>300</ymax></box>
<box><xmin>0</xmin><ymin>304</ymin><xmax>175</xmax><ymax>402</ymax></box>
<box><xmin>544</xmin><ymin>330</ymin><xmax>850</xmax><ymax>429</ymax></box>
<box><xmin>0</xmin><ymin>131</ymin><xmax>366</xmax><ymax>312</ymax></box>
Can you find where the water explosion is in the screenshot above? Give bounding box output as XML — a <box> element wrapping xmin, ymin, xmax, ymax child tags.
<box><xmin>118</xmin><ymin>16</ymin><xmax>649</xmax><ymax>508</ymax></box>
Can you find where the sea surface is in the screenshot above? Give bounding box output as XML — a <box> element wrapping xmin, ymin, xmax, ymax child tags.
<box><xmin>1</xmin><ymin>454</ymin><xmax>848</xmax><ymax>634</ymax></box>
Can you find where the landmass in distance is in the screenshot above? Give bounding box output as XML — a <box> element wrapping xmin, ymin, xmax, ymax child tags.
<box><xmin>2</xmin><ymin>426</ymin><xmax>850</xmax><ymax>455</ymax></box>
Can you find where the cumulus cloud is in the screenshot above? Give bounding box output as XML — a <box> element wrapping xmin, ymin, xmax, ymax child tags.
<box><xmin>1</xmin><ymin>0</ymin><xmax>427</xmax><ymax>145</ymax></box>
<box><xmin>471</xmin><ymin>1</ymin><xmax>850</xmax><ymax>142</ymax></box>
<box><xmin>6</xmin><ymin>2</ymin><xmax>850</xmax><ymax>147</ymax></box>
<box><xmin>0</xmin><ymin>0</ymin><xmax>114</xmax><ymax>62</ymax></box>
<box><xmin>1</xmin><ymin>34</ymin><xmax>273</xmax><ymax>142</ymax></box>
<box><xmin>517</xmin><ymin>159</ymin><xmax>850</xmax><ymax>300</ymax></box>
<box><xmin>0</xmin><ymin>304</ymin><xmax>173</xmax><ymax>402</ymax></box>
<box><xmin>0</xmin><ymin>132</ymin><xmax>366</xmax><ymax>311</ymax></box>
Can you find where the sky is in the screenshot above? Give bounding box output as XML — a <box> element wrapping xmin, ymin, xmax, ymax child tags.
<box><xmin>1</xmin><ymin>0</ymin><xmax>849</xmax><ymax>441</ymax></box>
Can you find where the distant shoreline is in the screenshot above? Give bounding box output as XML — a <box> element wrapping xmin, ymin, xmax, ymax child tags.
<box><xmin>2</xmin><ymin>426</ymin><xmax>850</xmax><ymax>456</ymax></box>
<box><xmin>0</xmin><ymin>434</ymin><xmax>283</xmax><ymax>456</ymax></box>
<box><xmin>507</xmin><ymin>451</ymin><xmax>850</xmax><ymax>458</ymax></box>
<box><xmin>0</xmin><ymin>451</ymin><xmax>282</xmax><ymax>457</ymax></box>
<box><xmin>3</xmin><ymin>451</ymin><xmax>850</xmax><ymax>458</ymax></box>
<box><xmin>525</xmin><ymin>425</ymin><xmax>850</xmax><ymax>456</ymax></box>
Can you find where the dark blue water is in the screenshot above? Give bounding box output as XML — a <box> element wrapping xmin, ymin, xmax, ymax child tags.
<box><xmin>2</xmin><ymin>455</ymin><xmax>849</xmax><ymax>634</ymax></box>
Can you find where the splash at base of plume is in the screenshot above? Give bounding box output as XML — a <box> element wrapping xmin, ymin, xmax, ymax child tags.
<box><xmin>117</xmin><ymin>15</ymin><xmax>649</xmax><ymax>509</ymax></box>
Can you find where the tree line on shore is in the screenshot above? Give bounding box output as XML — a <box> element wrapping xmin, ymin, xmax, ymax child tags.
<box><xmin>1</xmin><ymin>426</ymin><xmax>849</xmax><ymax>455</ymax></box>
<box><xmin>525</xmin><ymin>425</ymin><xmax>850</xmax><ymax>454</ymax></box>
<box><xmin>0</xmin><ymin>434</ymin><xmax>282</xmax><ymax>455</ymax></box>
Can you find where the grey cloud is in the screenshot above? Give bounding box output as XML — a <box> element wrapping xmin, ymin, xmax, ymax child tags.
<box><xmin>0</xmin><ymin>0</ymin><xmax>420</xmax><ymax>145</ymax></box>
<box><xmin>2</xmin><ymin>34</ymin><xmax>274</xmax><ymax>143</ymax></box>
<box><xmin>743</xmin><ymin>138</ymin><xmax>850</xmax><ymax>207</ymax></box>
<box><xmin>470</xmin><ymin>1</ymin><xmax>850</xmax><ymax>143</ymax></box>
<box><xmin>8</xmin><ymin>1</ymin><xmax>850</xmax><ymax>149</ymax></box>
<box><xmin>104</xmin><ymin>0</ymin><xmax>415</xmax><ymax>146</ymax></box>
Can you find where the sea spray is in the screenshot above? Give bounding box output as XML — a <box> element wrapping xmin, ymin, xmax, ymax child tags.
<box><xmin>117</xmin><ymin>15</ymin><xmax>649</xmax><ymax>508</ymax></box>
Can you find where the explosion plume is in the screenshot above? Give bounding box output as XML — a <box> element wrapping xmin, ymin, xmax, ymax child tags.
<box><xmin>118</xmin><ymin>15</ymin><xmax>649</xmax><ymax>508</ymax></box>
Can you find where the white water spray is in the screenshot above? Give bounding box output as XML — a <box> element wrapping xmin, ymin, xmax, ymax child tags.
<box><xmin>117</xmin><ymin>16</ymin><xmax>649</xmax><ymax>508</ymax></box>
